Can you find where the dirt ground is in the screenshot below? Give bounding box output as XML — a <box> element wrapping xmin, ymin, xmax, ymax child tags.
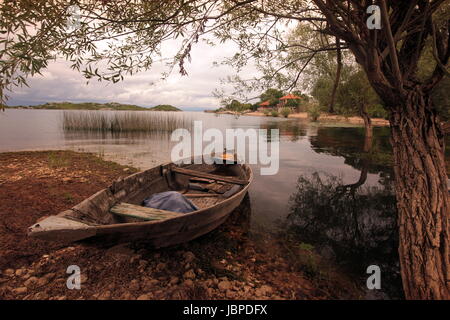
<box><xmin>0</xmin><ymin>151</ymin><xmax>361</xmax><ymax>300</ymax></box>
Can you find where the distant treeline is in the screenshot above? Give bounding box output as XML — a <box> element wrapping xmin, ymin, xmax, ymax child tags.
<box><xmin>7</xmin><ymin>102</ymin><xmax>182</xmax><ymax>112</ymax></box>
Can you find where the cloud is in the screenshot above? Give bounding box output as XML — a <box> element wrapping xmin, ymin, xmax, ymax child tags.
<box><xmin>8</xmin><ymin>39</ymin><xmax>254</xmax><ymax>110</ymax></box>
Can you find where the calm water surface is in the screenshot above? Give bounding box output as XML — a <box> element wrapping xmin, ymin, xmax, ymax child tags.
<box><xmin>0</xmin><ymin>109</ymin><xmax>415</xmax><ymax>299</ymax></box>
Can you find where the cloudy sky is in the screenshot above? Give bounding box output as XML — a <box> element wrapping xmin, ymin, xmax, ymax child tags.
<box><xmin>8</xmin><ymin>40</ymin><xmax>256</xmax><ymax>111</ymax></box>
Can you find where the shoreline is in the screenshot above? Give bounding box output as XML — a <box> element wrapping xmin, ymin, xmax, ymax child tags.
<box><xmin>0</xmin><ymin>150</ymin><xmax>361</xmax><ymax>300</ymax></box>
<box><xmin>214</xmin><ymin>110</ymin><xmax>390</xmax><ymax>126</ymax></box>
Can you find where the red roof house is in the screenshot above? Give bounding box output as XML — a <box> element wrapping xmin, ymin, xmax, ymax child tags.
<box><xmin>280</xmin><ymin>94</ymin><xmax>302</xmax><ymax>101</ymax></box>
<box><xmin>258</xmin><ymin>100</ymin><xmax>272</xmax><ymax>111</ymax></box>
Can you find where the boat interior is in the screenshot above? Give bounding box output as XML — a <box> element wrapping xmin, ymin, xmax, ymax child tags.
<box><xmin>58</xmin><ymin>161</ymin><xmax>251</xmax><ymax>226</ymax></box>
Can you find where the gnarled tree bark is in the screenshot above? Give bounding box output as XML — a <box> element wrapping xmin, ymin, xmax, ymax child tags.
<box><xmin>390</xmin><ymin>88</ymin><xmax>449</xmax><ymax>299</ymax></box>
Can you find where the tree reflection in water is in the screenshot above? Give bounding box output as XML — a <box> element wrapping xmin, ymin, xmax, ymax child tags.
<box><xmin>286</xmin><ymin>123</ymin><xmax>404</xmax><ymax>299</ymax></box>
<box><xmin>286</xmin><ymin>171</ymin><xmax>401</xmax><ymax>298</ymax></box>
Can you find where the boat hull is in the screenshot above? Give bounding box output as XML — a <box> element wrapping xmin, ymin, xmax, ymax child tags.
<box><xmin>28</xmin><ymin>161</ymin><xmax>253</xmax><ymax>247</ymax></box>
<box><xmin>94</xmin><ymin>185</ymin><xmax>248</xmax><ymax>246</ymax></box>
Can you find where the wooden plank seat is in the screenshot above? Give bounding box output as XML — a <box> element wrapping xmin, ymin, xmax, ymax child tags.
<box><xmin>110</xmin><ymin>202</ymin><xmax>185</xmax><ymax>221</ymax></box>
<box><xmin>170</xmin><ymin>166</ymin><xmax>248</xmax><ymax>185</ymax></box>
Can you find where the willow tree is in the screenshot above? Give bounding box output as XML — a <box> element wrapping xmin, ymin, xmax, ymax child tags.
<box><xmin>1</xmin><ymin>0</ymin><xmax>449</xmax><ymax>299</ymax></box>
<box><xmin>312</xmin><ymin>0</ymin><xmax>449</xmax><ymax>300</ymax></box>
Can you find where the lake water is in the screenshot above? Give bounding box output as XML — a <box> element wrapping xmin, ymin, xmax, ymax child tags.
<box><xmin>0</xmin><ymin>109</ymin><xmax>420</xmax><ymax>299</ymax></box>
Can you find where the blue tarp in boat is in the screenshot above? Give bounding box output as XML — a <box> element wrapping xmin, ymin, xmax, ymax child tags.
<box><xmin>142</xmin><ymin>191</ymin><xmax>198</xmax><ymax>214</ymax></box>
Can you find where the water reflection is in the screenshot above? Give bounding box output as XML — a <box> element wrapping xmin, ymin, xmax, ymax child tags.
<box><xmin>285</xmin><ymin>171</ymin><xmax>400</xmax><ymax>299</ymax></box>
<box><xmin>285</xmin><ymin>125</ymin><xmax>401</xmax><ymax>299</ymax></box>
<box><xmin>260</xmin><ymin>121</ymin><xmax>307</xmax><ymax>142</ymax></box>
<box><xmin>310</xmin><ymin>126</ymin><xmax>393</xmax><ymax>174</ymax></box>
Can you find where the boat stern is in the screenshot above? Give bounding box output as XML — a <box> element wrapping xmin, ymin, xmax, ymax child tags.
<box><xmin>28</xmin><ymin>214</ymin><xmax>97</xmax><ymax>242</ymax></box>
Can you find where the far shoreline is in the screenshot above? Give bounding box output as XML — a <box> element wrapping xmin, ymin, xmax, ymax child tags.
<box><xmin>5</xmin><ymin>102</ymin><xmax>182</xmax><ymax>112</ymax></box>
<box><xmin>213</xmin><ymin>110</ymin><xmax>390</xmax><ymax>126</ymax></box>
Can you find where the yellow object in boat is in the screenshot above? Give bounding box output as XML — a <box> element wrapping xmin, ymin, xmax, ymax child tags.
<box><xmin>211</xmin><ymin>152</ymin><xmax>238</xmax><ymax>164</ymax></box>
<box><xmin>221</xmin><ymin>153</ymin><xmax>235</xmax><ymax>161</ymax></box>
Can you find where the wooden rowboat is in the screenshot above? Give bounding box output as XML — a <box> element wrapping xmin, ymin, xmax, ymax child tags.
<box><xmin>28</xmin><ymin>158</ymin><xmax>252</xmax><ymax>247</ymax></box>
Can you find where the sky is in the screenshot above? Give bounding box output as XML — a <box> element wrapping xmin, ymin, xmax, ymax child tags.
<box><xmin>8</xmin><ymin>40</ymin><xmax>257</xmax><ymax>111</ymax></box>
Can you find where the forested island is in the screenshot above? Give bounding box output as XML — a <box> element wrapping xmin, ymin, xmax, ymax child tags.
<box><xmin>147</xmin><ymin>104</ymin><xmax>181</xmax><ymax>111</ymax></box>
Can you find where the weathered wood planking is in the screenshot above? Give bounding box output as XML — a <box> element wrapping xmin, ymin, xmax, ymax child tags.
<box><xmin>184</xmin><ymin>193</ymin><xmax>219</xmax><ymax>198</ymax></box>
<box><xmin>189</xmin><ymin>177</ymin><xmax>215</xmax><ymax>183</ymax></box>
<box><xmin>110</xmin><ymin>202</ymin><xmax>184</xmax><ymax>221</ymax></box>
<box><xmin>27</xmin><ymin>214</ymin><xmax>96</xmax><ymax>242</ymax></box>
<box><xmin>95</xmin><ymin>181</ymin><xmax>248</xmax><ymax>240</ymax></box>
<box><xmin>28</xmin><ymin>159</ymin><xmax>253</xmax><ymax>246</ymax></box>
<box><xmin>170</xmin><ymin>166</ymin><xmax>248</xmax><ymax>185</ymax></box>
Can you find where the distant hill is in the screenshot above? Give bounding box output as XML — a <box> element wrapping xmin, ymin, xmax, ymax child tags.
<box><xmin>7</xmin><ymin>102</ymin><xmax>148</xmax><ymax>111</ymax></box>
<box><xmin>148</xmin><ymin>104</ymin><xmax>181</xmax><ymax>111</ymax></box>
<box><xmin>7</xmin><ymin>102</ymin><xmax>183</xmax><ymax>111</ymax></box>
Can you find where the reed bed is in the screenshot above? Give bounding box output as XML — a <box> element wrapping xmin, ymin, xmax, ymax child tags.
<box><xmin>62</xmin><ymin>111</ymin><xmax>190</xmax><ymax>132</ymax></box>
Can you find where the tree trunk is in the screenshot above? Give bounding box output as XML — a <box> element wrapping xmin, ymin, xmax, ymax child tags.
<box><xmin>390</xmin><ymin>89</ymin><xmax>449</xmax><ymax>299</ymax></box>
<box><xmin>342</xmin><ymin>160</ymin><xmax>369</xmax><ymax>194</ymax></box>
<box><xmin>328</xmin><ymin>37</ymin><xmax>342</xmax><ymax>114</ymax></box>
<box><xmin>360</xmin><ymin>104</ymin><xmax>373</xmax><ymax>153</ymax></box>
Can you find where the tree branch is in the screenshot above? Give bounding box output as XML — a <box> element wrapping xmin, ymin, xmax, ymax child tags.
<box><xmin>379</xmin><ymin>0</ymin><xmax>403</xmax><ymax>91</ymax></box>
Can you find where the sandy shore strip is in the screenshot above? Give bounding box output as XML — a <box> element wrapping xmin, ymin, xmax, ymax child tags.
<box><xmin>244</xmin><ymin>111</ymin><xmax>389</xmax><ymax>126</ymax></box>
<box><xmin>214</xmin><ymin>110</ymin><xmax>389</xmax><ymax>126</ymax></box>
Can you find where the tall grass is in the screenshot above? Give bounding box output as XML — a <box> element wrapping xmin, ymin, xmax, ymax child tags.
<box><xmin>62</xmin><ymin>111</ymin><xmax>190</xmax><ymax>132</ymax></box>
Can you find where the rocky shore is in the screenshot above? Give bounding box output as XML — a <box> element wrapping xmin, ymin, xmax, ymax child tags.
<box><xmin>0</xmin><ymin>151</ymin><xmax>361</xmax><ymax>300</ymax></box>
